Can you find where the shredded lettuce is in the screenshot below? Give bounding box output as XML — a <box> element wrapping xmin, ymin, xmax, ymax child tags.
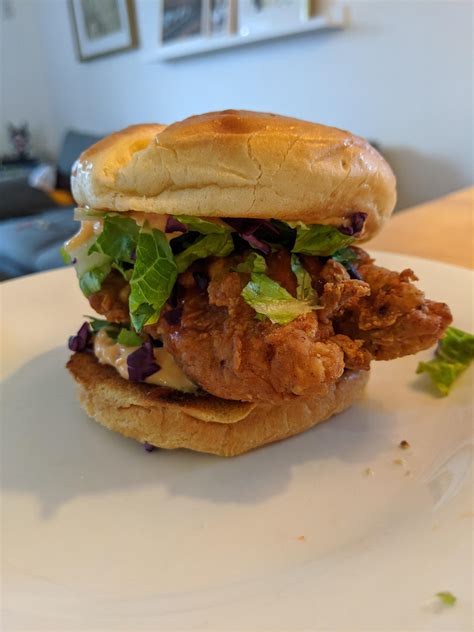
<box><xmin>173</xmin><ymin>215</ymin><xmax>231</xmax><ymax>235</ymax></box>
<box><xmin>60</xmin><ymin>246</ymin><xmax>72</xmax><ymax>264</ymax></box>
<box><xmin>417</xmin><ymin>326</ymin><xmax>474</xmax><ymax>395</ymax></box>
<box><xmin>239</xmin><ymin>253</ymin><xmax>317</xmax><ymax>325</ymax></box>
<box><xmin>89</xmin><ymin>215</ymin><xmax>139</xmax><ymax>266</ymax></box>
<box><xmin>174</xmin><ymin>232</ymin><xmax>234</xmax><ymax>273</ymax></box>
<box><xmin>129</xmin><ymin>227</ymin><xmax>178</xmax><ymax>331</ymax></box>
<box><xmin>86</xmin><ymin>316</ymin><xmax>120</xmax><ymax>340</ymax></box>
<box><xmin>68</xmin><ymin>211</ymin><xmax>368</xmax><ymax>329</ymax></box>
<box><xmin>234</xmin><ymin>251</ymin><xmax>267</xmax><ymax>274</ymax></box>
<box><xmin>435</xmin><ymin>592</ymin><xmax>457</xmax><ymax>606</ymax></box>
<box><xmin>292</xmin><ymin>223</ymin><xmax>354</xmax><ymax>256</ymax></box>
<box><xmin>66</xmin><ymin>229</ymin><xmax>112</xmax><ymax>297</ymax></box>
<box><xmin>117</xmin><ymin>328</ymin><xmax>143</xmax><ymax>347</ymax></box>
<box><xmin>291</xmin><ymin>254</ymin><xmax>317</xmax><ymax>301</ymax></box>
<box><xmin>79</xmin><ymin>262</ymin><xmax>112</xmax><ymax>297</ymax></box>
<box><xmin>331</xmin><ymin>247</ymin><xmax>358</xmax><ymax>266</ymax></box>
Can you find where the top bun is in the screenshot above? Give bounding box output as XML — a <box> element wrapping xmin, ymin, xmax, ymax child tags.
<box><xmin>72</xmin><ymin>110</ymin><xmax>396</xmax><ymax>240</ymax></box>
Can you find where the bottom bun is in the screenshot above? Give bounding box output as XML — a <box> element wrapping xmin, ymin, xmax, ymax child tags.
<box><xmin>67</xmin><ymin>352</ymin><xmax>369</xmax><ymax>457</ymax></box>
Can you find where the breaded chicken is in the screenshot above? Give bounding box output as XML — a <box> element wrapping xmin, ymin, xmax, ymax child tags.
<box><xmin>89</xmin><ymin>248</ymin><xmax>452</xmax><ymax>402</ymax></box>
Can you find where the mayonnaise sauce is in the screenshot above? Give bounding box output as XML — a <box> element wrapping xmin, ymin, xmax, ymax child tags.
<box><xmin>94</xmin><ymin>329</ymin><xmax>197</xmax><ymax>392</ymax></box>
<box><xmin>64</xmin><ymin>220</ymin><xmax>103</xmax><ymax>253</ymax></box>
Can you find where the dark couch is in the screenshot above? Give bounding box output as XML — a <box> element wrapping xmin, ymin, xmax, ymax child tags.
<box><xmin>0</xmin><ymin>130</ymin><xmax>101</xmax><ymax>280</ymax></box>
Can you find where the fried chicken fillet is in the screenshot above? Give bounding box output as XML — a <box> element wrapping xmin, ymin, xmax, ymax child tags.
<box><xmin>87</xmin><ymin>248</ymin><xmax>451</xmax><ymax>404</ymax></box>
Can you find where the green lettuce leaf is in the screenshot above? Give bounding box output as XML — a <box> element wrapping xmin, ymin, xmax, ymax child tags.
<box><xmin>173</xmin><ymin>215</ymin><xmax>231</xmax><ymax>235</ymax></box>
<box><xmin>435</xmin><ymin>592</ymin><xmax>457</xmax><ymax>606</ymax></box>
<box><xmin>292</xmin><ymin>223</ymin><xmax>354</xmax><ymax>256</ymax></box>
<box><xmin>129</xmin><ymin>228</ymin><xmax>178</xmax><ymax>331</ymax></box>
<box><xmin>79</xmin><ymin>262</ymin><xmax>112</xmax><ymax>297</ymax></box>
<box><xmin>89</xmin><ymin>215</ymin><xmax>139</xmax><ymax>264</ymax></box>
<box><xmin>291</xmin><ymin>254</ymin><xmax>317</xmax><ymax>301</ymax></box>
<box><xmin>416</xmin><ymin>326</ymin><xmax>474</xmax><ymax>395</ymax></box>
<box><xmin>239</xmin><ymin>252</ymin><xmax>317</xmax><ymax>325</ymax></box>
<box><xmin>234</xmin><ymin>252</ymin><xmax>267</xmax><ymax>274</ymax></box>
<box><xmin>174</xmin><ymin>232</ymin><xmax>234</xmax><ymax>274</ymax></box>
<box><xmin>331</xmin><ymin>247</ymin><xmax>358</xmax><ymax>266</ymax></box>
<box><xmin>86</xmin><ymin>316</ymin><xmax>120</xmax><ymax>340</ymax></box>
<box><xmin>117</xmin><ymin>328</ymin><xmax>143</xmax><ymax>346</ymax></box>
<box><xmin>60</xmin><ymin>246</ymin><xmax>72</xmax><ymax>264</ymax></box>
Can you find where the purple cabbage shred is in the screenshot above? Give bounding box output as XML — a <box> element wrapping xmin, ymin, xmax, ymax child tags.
<box><xmin>165</xmin><ymin>216</ymin><xmax>187</xmax><ymax>234</ymax></box>
<box><xmin>224</xmin><ymin>218</ymin><xmax>278</xmax><ymax>254</ymax></box>
<box><xmin>347</xmin><ymin>264</ymin><xmax>362</xmax><ymax>280</ymax></box>
<box><xmin>144</xmin><ymin>442</ymin><xmax>156</xmax><ymax>452</ymax></box>
<box><xmin>338</xmin><ymin>212</ymin><xmax>368</xmax><ymax>236</ymax></box>
<box><xmin>163</xmin><ymin>307</ymin><xmax>183</xmax><ymax>326</ymax></box>
<box><xmin>127</xmin><ymin>342</ymin><xmax>160</xmax><ymax>382</ymax></box>
<box><xmin>192</xmin><ymin>271</ymin><xmax>209</xmax><ymax>291</ymax></box>
<box><xmin>68</xmin><ymin>322</ymin><xmax>92</xmax><ymax>352</ymax></box>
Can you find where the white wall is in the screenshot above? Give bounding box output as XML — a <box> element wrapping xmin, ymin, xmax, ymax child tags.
<box><xmin>3</xmin><ymin>0</ymin><xmax>473</xmax><ymax>209</ymax></box>
<box><xmin>0</xmin><ymin>0</ymin><xmax>56</xmax><ymax>158</ymax></box>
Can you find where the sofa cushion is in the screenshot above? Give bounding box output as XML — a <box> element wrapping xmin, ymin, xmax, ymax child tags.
<box><xmin>0</xmin><ymin>179</ymin><xmax>60</xmax><ymax>221</ymax></box>
<box><xmin>0</xmin><ymin>207</ymin><xmax>77</xmax><ymax>278</ymax></box>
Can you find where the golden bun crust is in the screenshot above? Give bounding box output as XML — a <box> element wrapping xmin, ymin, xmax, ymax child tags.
<box><xmin>67</xmin><ymin>351</ymin><xmax>369</xmax><ymax>457</ymax></box>
<box><xmin>71</xmin><ymin>110</ymin><xmax>396</xmax><ymax>240</ymax></box>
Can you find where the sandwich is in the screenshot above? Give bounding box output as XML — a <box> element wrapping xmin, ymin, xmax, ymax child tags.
<box><xmin>64</xmin><ymin>110</ymin><xmax>452</xmax><ymax>456</ymax></box>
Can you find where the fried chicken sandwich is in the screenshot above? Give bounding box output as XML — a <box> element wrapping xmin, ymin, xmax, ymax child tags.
<box><xmin>65</xmin><ymin>110</ymin><xmax>452</xmax><ymax>456</ymax></box>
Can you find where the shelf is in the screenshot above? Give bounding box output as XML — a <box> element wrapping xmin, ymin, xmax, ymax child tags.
<box><xmin>146</xmin><ymin>6</ymin><xmax>350</xmax><ymax>62</ymax></box>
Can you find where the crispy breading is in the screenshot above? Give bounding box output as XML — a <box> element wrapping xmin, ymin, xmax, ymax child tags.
<box><xmin>335</xmin><ymin>257</ymin><xmax>452</xmax><ymax>359</ymax></box>
<box><xmin>88</xmin><ymin>247</ymin><xmax>452</xmax><ymax>401</ymax></box>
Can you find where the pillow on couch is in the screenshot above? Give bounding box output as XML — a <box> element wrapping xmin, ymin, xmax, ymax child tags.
<box><xmin>0</xmin><ymin>179</ymin><xmax>61</xmax><ymax>221</ymax></box>
<box><xmin>0</xmin><ymin>207</ymin><xmax>77</xmax><ymax>279</ymax></box>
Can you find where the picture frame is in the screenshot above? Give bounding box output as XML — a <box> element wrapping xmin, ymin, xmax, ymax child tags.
<box><xmin>159</xmin><ymin>0</ymin><xmax>237</xmax><ymax>46</ymax></box>
<box><xmin>238</xmin><ymin>0</ymin><xmax>308</xmax><ymax>37</ymax></box>
<box><xmin>160</xmin><ymin>0</ymin><xmax>206</xmax><ymax>45</ymax></box>
<box><xmin>154</xmin><ymin>0</ymin><xmax>344</xmax><ymax>61</ymax></box>
<box><xmin>207</xmin><ymin>0</ymin><xmax>237</xmax><ymax>36</ymax></box>
<box><xmin>69</xmin><ymin>0</ymin><xmax>138</xmax><ymax>62</ymax></box>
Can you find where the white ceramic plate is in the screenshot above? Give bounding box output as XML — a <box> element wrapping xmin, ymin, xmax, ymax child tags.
<box><xmin>1</xmin><ymin>252</ymin><xmax>473</xmax><ymax>631</ymax></box>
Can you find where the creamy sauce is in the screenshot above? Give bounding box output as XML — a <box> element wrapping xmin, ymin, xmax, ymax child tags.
<box><xmin>65</xmin><ymin>213</ymin><xmax>229</xmax><ymax>251</ymax></box>
<box><xmin>64</xmin><ymin>220</ymin><xmax>103</xmax><ymax>253</ymax></box>
<box><xmin>94</xmin><ymin>329</ymin><xmax>196</xmax><ymax>392</ymax></box>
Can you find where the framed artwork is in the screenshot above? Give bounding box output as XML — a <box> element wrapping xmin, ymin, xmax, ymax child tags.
<box><xmin>161</xmin><ymin>0</ymin><xmax>205</xmax><ymax>44</ymax></box>
<box><xmin>238</xmin><ymin>0</ymin><xmax>307</xmax><ymax>36</ymax></box>
<box><xmin>208</xmin><ymin>0</ymin><xmax>236</xmax><ymax>36</ymax></box>
<box><xmin>69</xmin><ymin>0</ymin><xmax>138</xmax><ymax>62</ymax></box>
<box><xmin>155</xmin><ymin>0</ymin><xmax>344</xmax><ymax>60</ymax></box>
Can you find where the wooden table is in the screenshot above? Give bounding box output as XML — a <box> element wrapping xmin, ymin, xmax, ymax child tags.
<box><xmin>369</xmin><ymin>187</ymin><xmax>473</xmax><ymax>269</ymax></box>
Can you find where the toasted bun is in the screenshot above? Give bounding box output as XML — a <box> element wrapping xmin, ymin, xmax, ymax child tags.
<box><xmin>67</xmin><ymin>351</ymin><xmax>369</xmax><ymax>457</ymax></box>
<box><xmin>71</xmin><ymin>110</ymin><xmax>396</xmax><ymax>240</ymax></box>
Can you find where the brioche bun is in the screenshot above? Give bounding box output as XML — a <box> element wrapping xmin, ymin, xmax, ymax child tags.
<box><xmin>71</xmin><ymin>110</ymin><xmax>396</xmax><ymax>240</ymax></box>
<box><xmin>67</xmin><ymin>352</ymin><xmax>369</xmax><ymax>457</ymax></box>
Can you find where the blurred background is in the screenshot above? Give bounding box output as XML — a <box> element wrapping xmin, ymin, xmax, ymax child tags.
<box><xmin>0</xmin><ymin>0</ymin><xmax>472</xmax><ymax>279</ymax></box>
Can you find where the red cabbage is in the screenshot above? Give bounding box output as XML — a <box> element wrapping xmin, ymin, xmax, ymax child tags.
<box><xmin>192</xmin><ymin>271</ymin><xmax>209</xmax><ymax>291</ymax></box>
<box><xmin>338</xmin><ymin>212</ymin><xmax>368</xmax><ymax>236</ymax></box>
<box><xmin>127</xmin><ymin>342</ymin><xmax>160</xmax><ymax>382</ymax></box>
<box><xmin>68</xmin><ymin>322</ymin><xmax>92</xmax><ymax>352</ymax></box>
<box><xmin>224</xmin><ymin>218</ymin><xmax>279</xmax><ymax>254</ymax></box>
<box><xmin>347</xmin><ymin>263</ymin><xmax>362</xmax><ymax>280</ymax></box>
<box><xmin>144</xmin><ymin>442</ymin><xmax>156</xmax><ymax>452</ymax></box>
<box><xmin>165</xmin><ymin>216</ymin><xmax>187</xmax><ymax>234</ymax></box>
